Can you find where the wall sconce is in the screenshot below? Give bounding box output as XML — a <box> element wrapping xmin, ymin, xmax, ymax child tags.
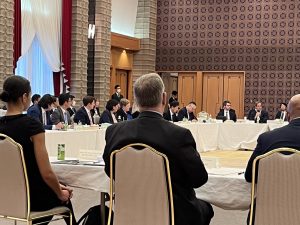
<box><xmin>88</xmin><ymin>24</ymin><xmax>96</xmax><ymax>39</ymax></box>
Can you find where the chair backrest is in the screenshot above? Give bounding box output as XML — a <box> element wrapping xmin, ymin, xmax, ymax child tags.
<box><xmin>107</xmin><ymin>143</ymin><xmax>174</xmax><ymax>225</ymax></box>
<box><xmin>0</xmin><ymin>134</ymin><xmax>30</xmax><ymax>220</ymax></box>
<box><xmin>249</xmin><ymin>148</ymin><xmax>300</xmax><ymax>225</ymax></box>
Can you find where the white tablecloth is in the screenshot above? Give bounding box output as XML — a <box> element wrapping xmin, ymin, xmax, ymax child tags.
<box><xmin>45</xmin><ymin>122</ymin><xmax>287</xmax><ymax>158</ymax></box>
<box><xmin>52</xmin><ymin>163</ymin><xmax>251</xmax><ymax>215</ymax></box>
<box><xmin>45</xmin><ymin>128</ymin><xmax>106</xmax><ymax>158</ymax></box>
<box><xmin>218</xmin><ymin>123</ymin><xmax>269</xmax><ymax>150</ymax></box>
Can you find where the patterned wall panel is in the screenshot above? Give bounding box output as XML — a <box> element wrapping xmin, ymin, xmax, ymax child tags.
<box><xmin>156</xmin><ymin>0</ymin><xmax>300</xmax><ymax>117</ymax></box>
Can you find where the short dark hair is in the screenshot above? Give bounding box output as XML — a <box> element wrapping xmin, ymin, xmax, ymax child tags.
<box><xmin>106</xmin><ymin>99</ymin><xmax>119</xmax><ymax>111</ymax></box>
<box><xmin>189</xmin><ymin>101</ymin><xmax>196</xmax><ymax>106</ymax></box>
<box><xmin>38</xmin><ymin>94</ymin><xmax>55</xmax><ymax>109</ymax></box>
<box><xmin>223</xmin><ymin>100</ymin><xmax>231</xmax><ymax>107</ymax></box>
<box><xmin>69</xmin><ymin>95</ymin><xmax>75</xmax><ymax>100</ymax></box>
<box><xmin>280</xmin><ymin>102</ymin><xmax>287</xmax><ymax>107</ymax></box>
<box><xmin>172</xmin><ymin>90</ymin><xmax>178</xmax><ymax>96</ymax></box>
<box><xmin>170</xmin><ymin>101</ymin><xmax>179</xmax><ymax>108</ymax></box>
<box><xmin>83</xmin><ymin>96</ymin><xmax>95</xmax><ymax>106</ymax></box>
<box><xmin>31</xmin><ymin>94</ymin><xmax>41</xmax><ymax>104</ymax></box>
<box><xmin>58</xmin><ymin>93</ymin><xmax>70</xmax><ymax>106</ymax></box>
<box><xmin>0</xmin><ymin>76</ymin><xmax>31</xmax><ymax>103</ymax></box>
<box><xmin>255</xmin><ymin>101</ymin><xmax>261</xmax><ymax>106</ymax></box>
<box><xmin>114</xmin><ymin>85</ymin><xmax>121</xmax><ymax>89</ymax></box>
<box><xmin>52</xmin><ymin>96</ymin><xmax>58</xmax><ymax>103</ymax></box>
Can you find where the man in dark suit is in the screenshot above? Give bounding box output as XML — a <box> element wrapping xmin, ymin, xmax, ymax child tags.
<box><xmin>177</xmin><ymin>101</ymin><xmax>197</xmax><ymax>121</ymax></box>
<box><xmin>111</xmin><ymin>85</ymin><xmax>123</xmax><ymax>102</ymax></box>
<box><xmin>168</xmin><ymin>90</ymin><xmax>178</xmax><ymax>104</ymax></box>
<box><xmin>163</xmin><ymin>100</ymin><xmax>179</xmax><ymax>122</ymax></box>
<box><xmin>275</xmin><ymin>102</ymin><xmax>288</xmax><ymax>121</ymax></box>
<box><xmin>216</xmin><ymin>100</ymin><xmax>237</xmax><ymax>122</ymax></box>
<box><xmin>103</xmin><ymin>73</ymin><xmax>214</xmax><ymax>225</ymax></box>
<box><xmin>27</xmin><ymin>94</ymin><xmax>63</xmax><ymax>130</ymax></box>
<box><xmin>51</xmin><ymin>93</ymin><xmax>72</xmax><ymax>125</ymax></box>
<box><xmin>27</xmin><ymin>94</ymin><xmax>41</xmax><ymax>112</ymax></box>
<box><xmin>74</xmin><ymin>96</ymin><xmax>95</xmax><ymax>125</ymax></box>
<box><xmin>67</xmin><ymin>95</ymin><xmax>77</xmax><ymax>117</ymax></box>
<box><xmin>244</xmin><ymin>94</ymin><xmax>300</xmax><ymax>225</ymax></box>
<box><xmin>247</xmin><ymin>101</ymin><xmax>269</xmax><ymax>123</ymax></box>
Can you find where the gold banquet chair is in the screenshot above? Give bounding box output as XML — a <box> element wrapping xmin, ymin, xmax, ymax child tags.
<box><xmin>0</xmin><ymin>134</ymin><xmax>72</xmax><ymax>225</ymax></box>
<box><xmin>249</xmin><ymin>148</ymin><xmax>300</xmax><ymax>225</ymax></box>
<box><xmin>106</xmin><ymin>143</ymin><xmax>174</xmax><ymax>225</ymax></box>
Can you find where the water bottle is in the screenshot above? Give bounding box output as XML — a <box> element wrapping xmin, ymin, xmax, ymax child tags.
<box><xmin>57</xmin><ymin>144</ymin><xmax>65</xmax><ymax>160</ymax></box>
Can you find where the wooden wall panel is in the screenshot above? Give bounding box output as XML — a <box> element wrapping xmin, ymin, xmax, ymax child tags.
<box><xmin>224</xmin><ymin>72</ymin><xmax>245</xmax><ymax>118</ymax></box>
<box><xmin>202</xmin><ymin>72</ymin><xmax>224</xmax><ymax>117</ymax></box>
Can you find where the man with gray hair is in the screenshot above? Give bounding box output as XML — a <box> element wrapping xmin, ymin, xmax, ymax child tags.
<box><xmin>103</xmin><ymin>73</ymin><xmax>214</xmax><ymax>225</ymax></box>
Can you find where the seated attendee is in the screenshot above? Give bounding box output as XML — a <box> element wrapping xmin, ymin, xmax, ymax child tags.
<box><xmin>74</xmin><ymin>96</ymin><xmax>95</xmax><ymax>125</ymax></box>
<box><xmin>111</xmin><ymin>84</ymin><xmax>123</xmax><ymax>102</ymax></box>
<box><xmin>275</xmin><ymin>102</ymin><xmax>288</xmax><ymax>121</ymax></box>
<box><xmin>0</xmin><ymin>76</ymin><xmax>75</xmax><ymax>224</ymax></box>
<box><xmin>247</xmin><ymin>101</ymin><xmax>269</xmax><ymax>123</ymax></box>
<box><xmin>177</xmin><ymin>101</ymin><xmax>197</xmax><ymax>121</ymax></box>
<box><xmin>116</xmin><ymin>98</ymin><xmax>132</xmax><ymax>121</ymax></box>
<box><xmin>169</xmin><ymin>90</ymin><xmax>178</xmax><ymax>104</ymax></box>
<box><xmin>91</xmin><ymin>98</ymin><xmax>101</xmax><ymax>118</ymax></box>
<box><xmin>67</xmin><ymin>95</ymin><xmax>76</xmax><ymax>117</ymax></box>
<box><xmin>163</xmin><ymin>101</ymin><xmax>179</xmax><ymax>122</ymax></box>
<box><xmin>100</xmin><ymin>99</ymin><xmax>119</xmax><ymax>124</ymax></box>
<box><xmin>51</xmin><ymin>93</ymin><xmax>72</xmax><ymax>125</ymax></box>
<box><xmin>27</xmin><ymin>94</ymin><xmax>41</xmax><ymax>111</ymax></box>
<box><xmin>27</xmin><ymin>94</ymin><xmax>63</xmax><ymax>130</ymax></box>
<box><xmin>131</xmin><ymin>102</ymin><xmax>140</xmax><ymax>119</ymax></box>
<box><xmin>244</xmin><ymin>94</ymin><xmax>300</xmax><ymax>225</ymax></box>
<box><xmin>52</xmin><ymin>96</ymin><xmax>59</xmax><ymax>110</ymax></box>
<box><xmin>103</xmin><ymin>73</ymin><xmax>214</xmax><ymax>225</ymax></box>
<box><xmin>216</xmin><ymin>100</ymin><xmax>237</xmax><ymax>122</ymax></box>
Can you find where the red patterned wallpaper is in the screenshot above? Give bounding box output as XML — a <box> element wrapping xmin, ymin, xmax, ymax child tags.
<box><xmin>156</xmin><ymin>0</ymin><xmax>300</xmax><ymax>117</ymax></box>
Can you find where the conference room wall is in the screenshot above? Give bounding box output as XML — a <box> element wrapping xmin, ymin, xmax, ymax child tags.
<box><xmin>156</xmin><ymin>0</ymin><xmax>300</xmax><ymax>118</ymax></box>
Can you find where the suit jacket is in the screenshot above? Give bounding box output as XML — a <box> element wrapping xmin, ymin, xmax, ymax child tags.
<box><xmin>247</xmin><ymin>109</ymin><xmax>269</xmax><ymax>123</ymax></box>
<box><xmin>163</xmin><ymin>109</ymin><xmax>179</xmax><ymax>122</ymax></box>
<box><xmin>27</xmin><ymin>104</ymin><xmax>53</xmax><ymax>130</ymax></box>
<box><xmin>91</xmin><ymin>107</ymin><xmax>100</xmax><ymax>118</ymax></box>
<box><xmin>216</xmin><ymin>109</ymin><xmax>237</xmax><ymax>122</ymax></box>
<box><xmin>51</xmin><ymin>107</ymin><xmax>71</xmax><ymax>125</ymax></box>
<box><xmin>100</xmin><ymin>109</ymin><xmax>114</xmax><ymax>124</ymax></box>
<box><xmin>177</xmin><ymin>107</ymin><xmax>196</xmax><ymax>121</ymax></box>
<box><xmin>111</xmin><ymin>93</ymin><xmax>123</xmax><ymax>102</ymax></box>
<box><xmin>73</xmin><ymin>106</ymin><xmax>93</xmax><ymax>125</ymax></box>
<box><xmin>116</xmin><ymin>108</ymin><xmax>127</xmax><ymax>121</ymax></box>
<box><xmin>103</xmin><ymin>111</ymin><xmax>210</xmax><ymax>225</ymax></box>
<box><xmin>275</xmin><ymin>111</ymin><xmax>288</xmax><ymax>121</ymax></box>
<box><xmin>67</xmin><ymin>107</ymin><xmax>76</xmax><ymax>117</ymax></box>
<box><xmin>245</xmin><ymin>118</ymin><xmax>300</xmax><ymax>182</ymax></box>
<box><xmin>168</xmin><ymin>96</ymin><xmax>177</xmax><ymax>104</ymax></box>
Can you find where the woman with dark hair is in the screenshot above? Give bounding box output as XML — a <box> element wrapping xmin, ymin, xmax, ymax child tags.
<box><xmin>99</xmin><ymin>99</ymin><xmax>119</xmax><ymax>124</ymax></box>
<box><xmin>0</xmin><ymin>76</ymin><xmax>75</xmax><ymax>224</ymax></box>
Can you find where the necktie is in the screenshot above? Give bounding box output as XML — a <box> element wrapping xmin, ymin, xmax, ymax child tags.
<box><xmin>64</xmin><ymin>112</ymin><xmax>68</xmax><ymax>124</ymax></box>
<box><xmin>171</xmin><ymin>114</ymin><xmax>174</xmax><ymax>122</ymax></box>
<box><xmin>43</xmin><ymin>112</ymin><xmax>47</xmax><ymax>125</ymax></box>
<box><xmin>88</xmin><ymin>112</ymin><xmax>93</xmax><ymax>125</ymax></box>
<box><xmin>226</xmin><ymin>111</ymin><xmax>229</xmax><ymax>120</ymax></box>
<box><xmin>280</xmin><ymin>112</ymin><xmax>284</xmax><ymax>120</ymax></box>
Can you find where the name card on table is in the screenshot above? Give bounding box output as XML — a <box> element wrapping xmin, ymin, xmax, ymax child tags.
<box><xmin>78</xmin><ymin>149</ymin><xmax>100</xmax><ymax>161</ymax></box>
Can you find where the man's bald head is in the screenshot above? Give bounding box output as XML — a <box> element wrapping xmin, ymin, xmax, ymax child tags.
<box><xmin>287</xmin><ymin>94</ymin><xmax>300</xmax><ymax>121</ymax></box>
